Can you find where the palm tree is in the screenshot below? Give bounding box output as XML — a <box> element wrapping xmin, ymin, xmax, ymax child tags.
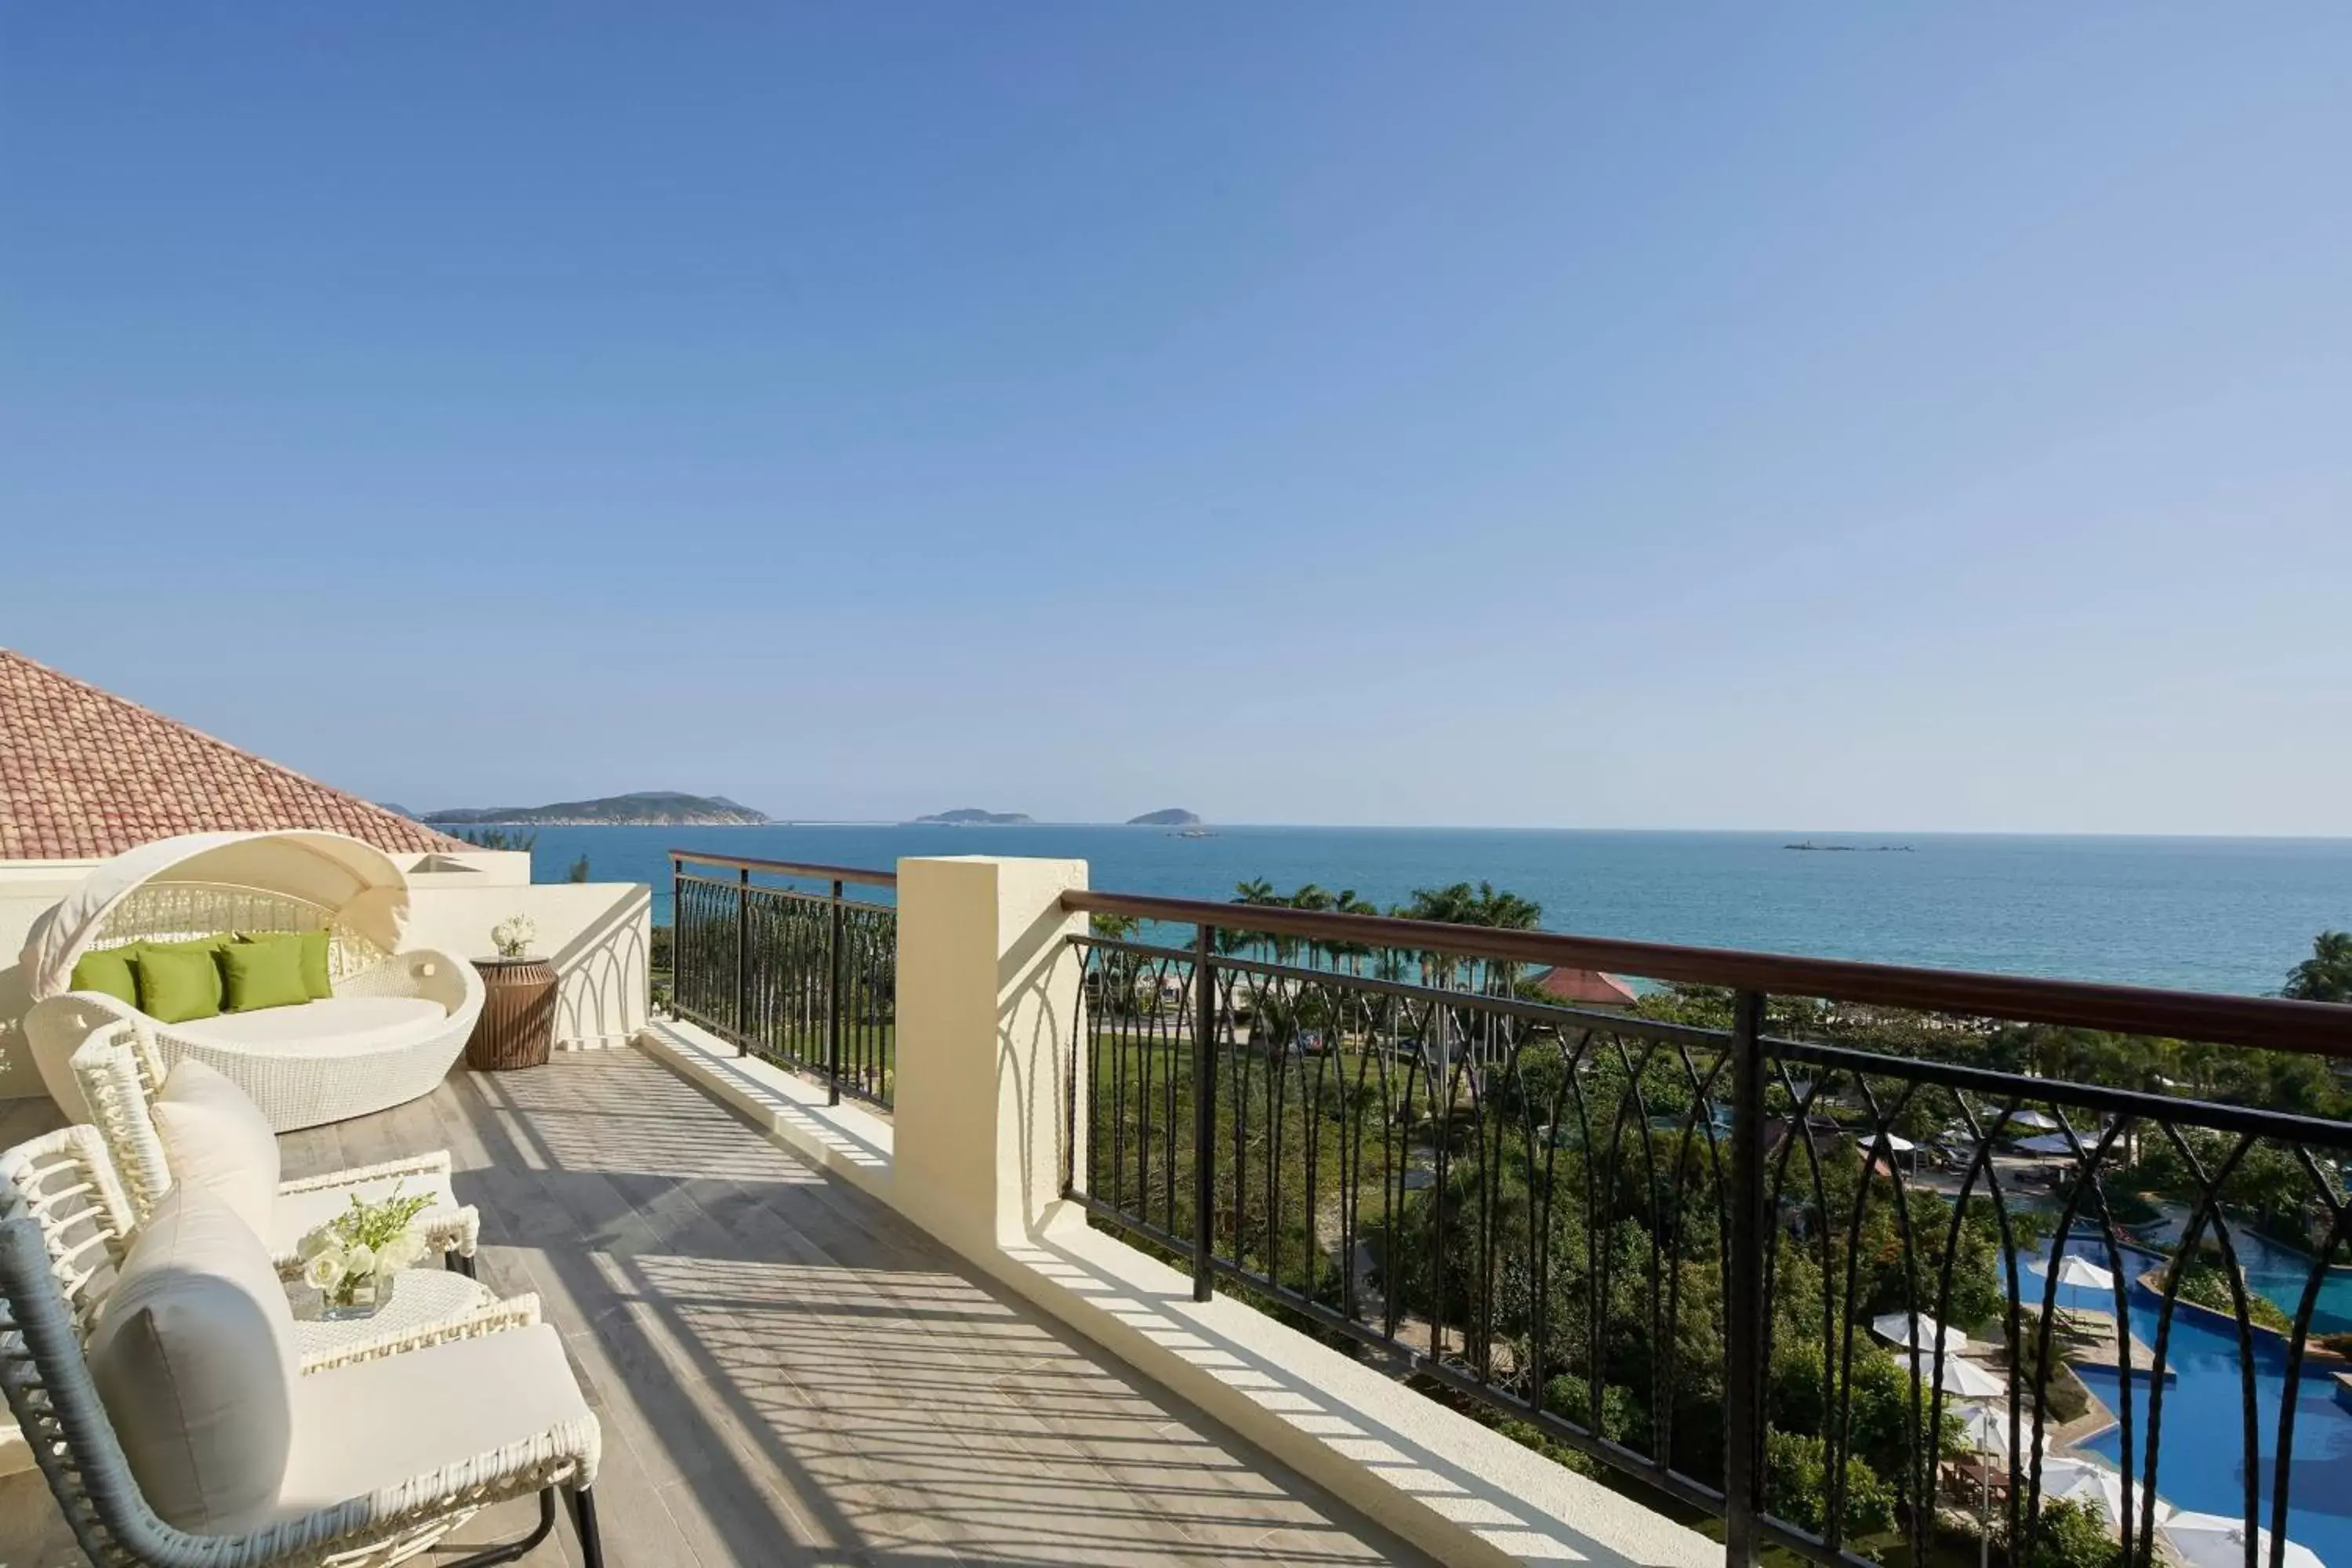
<box><xmin>1085</xmin><ymin>913</ymin><xmax>1143</xmax><ymax>1018</ymax></box>
<box><xmin>1226</xmin><ymin>878</ymin><xmax>1298</xmax><ymax>963</ymax></box>
<box><xmin>1323</xmin><ymin>888</ymin><xmax>1378</xmax><ymax>977</ymax></box>
<box><xmin>1461</xmin><ymin>883</ymin><xmax>1541</xmax><ymax>992</ymax></box>
<box><xmin>1396</xmin><ymin>881</ymin><xmax>1483</xmax><ymax>927</ymax></box>
<box><xmin>1391</xmin><ymin>881</ymin><xmax>1547</xmax><ymax>1090</ymax></box>
<box><xmin>1287</xmin><ymin>884</ymin><xmax>1333</xmax><ymax>967</ymax></box>
<box><xmin>1395</xmin><ymin>883</ymin><xmax>1482</xmax><ymax>990</ymax></box>
<box><xmin>1472</xmin><ymin>884</ymin><xmax>1541</xmax><ymax>933</ymax></box>
<box><xmin>2285</xmin><ymin>931</ymin><xmax>2352</xmax><ymax>1004</ymax></box>
<box><xmin>1394</xmin><ymin>880</ymin><xmax>1542</xmax><ymax>990</ymax></box>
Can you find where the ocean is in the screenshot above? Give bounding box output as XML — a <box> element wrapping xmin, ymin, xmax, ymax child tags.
<box><xmin>491</xmin><ymin>825</ymin><xmax>2352</xmax><ymax>997</ymax></box>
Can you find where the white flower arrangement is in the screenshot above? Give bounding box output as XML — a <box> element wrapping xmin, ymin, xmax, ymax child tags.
<box><xmin>492</xmin><ymin>913</ymin><xmax>537</xmax><ymax>959</ymax></box>
<box><xmin>296</xmin><ymin>1186</ymin><xmax>434</xmax><ymax>1315</ymax></box>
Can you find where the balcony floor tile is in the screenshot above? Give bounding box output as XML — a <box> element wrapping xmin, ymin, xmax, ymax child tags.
<box><xmin>0</xmin><ymin>1050</ymin><xmax>1436</xmax><ymax>1566</ymax></box>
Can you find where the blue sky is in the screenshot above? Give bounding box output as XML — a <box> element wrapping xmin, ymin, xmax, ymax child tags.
<box><xmin>4</xmin><ymin>7</ymin><xmax>2346</xmax><ymax>833</ymax></box>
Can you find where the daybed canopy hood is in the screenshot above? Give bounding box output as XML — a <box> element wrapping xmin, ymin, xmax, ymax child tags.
<box><xmin>23</xmin><ymin>830</ymin><xmax>412</xmax><ymax>1001</ymax></box>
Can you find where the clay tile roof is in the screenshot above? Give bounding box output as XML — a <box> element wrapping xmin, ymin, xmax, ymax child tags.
<box><xmin>0</xmin><ymin>648</ymin><xmax>468</xmax><ymax>861</ymax></box>
<box><xmin>1530</xmin><ymin>966</ymin><xmax>1639</xmax><ymax>1007</ymax></box>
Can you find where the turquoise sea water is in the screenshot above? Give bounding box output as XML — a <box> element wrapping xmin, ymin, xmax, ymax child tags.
<box><xmin>511</xmin><ymin>825</ymin><xmax>2350</xmax><ymax>996</ymax></box>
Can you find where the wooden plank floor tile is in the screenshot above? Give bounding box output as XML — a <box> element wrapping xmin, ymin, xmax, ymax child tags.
<box><xmin>0</xmin><ymin>1050</ymin><xmax>1437</xmax><ymax>1566</ymax></box>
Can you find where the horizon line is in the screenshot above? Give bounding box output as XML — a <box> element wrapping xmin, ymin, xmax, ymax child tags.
<box><xmin>463</xmin><ymin>818</ymin><xmax>2352</xmax><ymax>843</ymax></box>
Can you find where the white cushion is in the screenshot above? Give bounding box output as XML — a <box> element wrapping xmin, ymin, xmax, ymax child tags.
<box><xmin>276</xmin><ymin>1323</ymin><xmax>593</xmax><ymax>1519</ymax></box>
<box><xmin>151</xmin><ymin>1058</ymin><xmax>280</xmax><ymax>1238</ymax></box>
<box><xmin>175</xmin><ymin>995</ymin><xmax>445</xmax><ymax>1058</ymax></box>
<box><xmin>270</xmin><ymin>1171</ymin><xmax>462</xmax><ymax>1261</ymax></box>
<box><xmin>86</xmin><ymin>1181</ymin><xmax>298</xmax><ymax>1533</ymax></box>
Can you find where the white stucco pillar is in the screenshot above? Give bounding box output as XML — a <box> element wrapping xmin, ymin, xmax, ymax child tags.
<box><xmin>891</xmin><ymin>855</ymin><xmax>1087</xmax><ymax>1250</ymax></box>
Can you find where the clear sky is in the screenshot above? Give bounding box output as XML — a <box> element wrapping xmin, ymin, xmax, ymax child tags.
<box><xmin>4</xmin><ymin>7</ymin><xmax>2346</xmax><ymax>833</ymax></box>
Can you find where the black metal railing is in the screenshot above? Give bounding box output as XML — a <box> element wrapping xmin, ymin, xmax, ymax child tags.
<box><xmin>1060</xmin><ymin>887</ymin><xmax>2352</xmax><ymax>1568</ymax></box>
<box><xmin>670</xmin><ymin>851</ymin><xmax>897</xmax><ymax>1109</ymax></box>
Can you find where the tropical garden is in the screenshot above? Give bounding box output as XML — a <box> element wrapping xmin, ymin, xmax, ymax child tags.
<box><xmin>1079</xmin><ymin>881</ymin><xmax>2352</xmax><ymax>1568</ymax></box>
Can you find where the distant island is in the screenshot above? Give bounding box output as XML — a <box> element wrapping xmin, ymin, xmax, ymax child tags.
<box><xmin>422</xmin><ymin>791</ymin><xmax>770</xmax><ymax>826</ymax></box>
<box><xmin>913</xmin><ymin>808</ymin><xmax>1035</xmax><ymax>826</ymax></box>
<box><xmin>1126</xmin><ymin>808</ymin><xmax>1202</xmax><ymax>826</ymax></box>
<box><xmin>1784</xmin><ymin>841</ymin><xmax>1914</xmax><ymax>853</ymax></box>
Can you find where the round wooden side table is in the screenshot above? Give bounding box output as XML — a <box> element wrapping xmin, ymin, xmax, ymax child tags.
<box><xmin>466</xmin><ymin>956</ymin><xmax>557</xmax><ymax>1071</ymax></box>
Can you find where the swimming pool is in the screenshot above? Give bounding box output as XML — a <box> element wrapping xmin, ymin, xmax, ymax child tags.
<box><xmin>2125</xmin><ymin>1212</ymin><xmax>2352</xmax><ymax>1338</ymax></box>
<box><xmin>2012</xmin><ymin>1237</ymin><xmax>2352</xmax><ymax>1567</ymax></box>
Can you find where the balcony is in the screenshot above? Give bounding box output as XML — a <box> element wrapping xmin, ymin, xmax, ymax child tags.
<box><xmin>5</xmin><ymin>847</ymin><xmax>2347</xmax><ymax>1568</ymax></box>
<box><xmin>647</xmin><ymin>853</ymin><xmax>2352</xmax><ymax>1568</ymax></box>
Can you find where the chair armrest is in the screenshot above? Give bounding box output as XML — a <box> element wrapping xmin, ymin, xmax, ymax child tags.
<box><xmin>339</xmin><ymin>1410</ymin><xmax>599</xmax><ymax>1530</ymax></box>
<box><xmin>212</xmin><ymin>1397</ymin><xmax>597</xmax><ymax>1568</ymax></box>
<box><xmin>339</xmin><ymin>948</ymin><xmax>481</xmax><ymax>1017</ymax></box>
<box><xmin>66</xmin><ymin>1022</ymin><xmax>174</xmax><ymax>1216</ymax></box>
<box><xmin>417</xmin><ymin>1203</ymin><xmax>480</xmax><ymax>1261</ymax></box>
<box><xmin>276</xmin><ymin>1149</ymin><xmax>454</xmax><ymax>1195</ymax></box>
<box><xmin>299</xmin><ymin>1296</ymin><xmax>544</xmax><ymax>1374</ymax></box>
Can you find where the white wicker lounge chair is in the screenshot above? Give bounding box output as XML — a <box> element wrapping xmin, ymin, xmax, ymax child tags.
<box><xmin>0</xmin><ymin>1123</ymin><xmax>521</xmax><ymax>1365</ymax></box>
<box><xmin>19</xmin><ymin>831</ymin><xmax>485</xmax><ymax>1133</ymax></box>
<box><xmin>71</xmin><ymin>1027</ymin><xmax>481</xmax><ymax>1276</ymax></box>
<box><xmin>0</xmin><ymin>1211</ymin><xmax>604</xmax><ymax>1568</ymax></box>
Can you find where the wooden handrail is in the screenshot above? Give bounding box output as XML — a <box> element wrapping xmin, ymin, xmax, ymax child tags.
<box><xmin>1059</xmin><ymin>887</ymin><xmax>2352</xmax><ymax>1056</ymax></box>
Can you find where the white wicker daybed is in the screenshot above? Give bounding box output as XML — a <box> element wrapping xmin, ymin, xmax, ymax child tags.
<box><xmin>20</xmin><ymin>831</ymin><xmax>485</xmax><ymax>1132</ymax></box>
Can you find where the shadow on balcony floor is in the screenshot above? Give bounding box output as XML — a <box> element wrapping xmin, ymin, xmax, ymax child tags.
<box><xmin>0</xmin><ymin>1051</ymin><xmax>1438</xmax><ymax>1567</ymax></box>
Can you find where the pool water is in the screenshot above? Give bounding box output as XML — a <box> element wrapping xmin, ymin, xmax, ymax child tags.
<box><xmin>2009</xmin><ymin>1238</ymin><xmax>2352</xmax><ymax>1567</ymax></box>
<box><xmin>2125</xmin><ymin>1213</ymin><xmax>2352</xmax><ymax>1338</ymax></box>
<box><xmin>2220</xmin><ymin>1232</ymin><xmax>2352</xmax><ymax>1340</ymax></box>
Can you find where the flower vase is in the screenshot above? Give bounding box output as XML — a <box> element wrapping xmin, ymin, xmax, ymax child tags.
<box><xmin>321</xmin><ymin>1272</ymin><xmax>392</xmax><ymax>1322</ymax></box>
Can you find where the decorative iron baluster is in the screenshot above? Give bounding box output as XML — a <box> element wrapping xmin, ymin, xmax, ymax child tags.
<box><xmin>1723</xmin><ymin>989</ymin><xmax>1769</xmax><ymax>1568</ymax></box>
<box><xmin>1192</xmin><ymin>924</ymin><xmax>1218</xmax><ymax>1303</ymax></box>
<box><xmin>826</xmin><ymin>879</ymin><xmax>844</xmax><ymax>1106</ymax></box>
<box><xmin>731</xmin><ymin>866</ymin><xmax>749</xmax><ymax>1051</ymax></box>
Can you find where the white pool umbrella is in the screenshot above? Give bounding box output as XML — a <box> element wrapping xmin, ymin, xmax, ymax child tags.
<box><xmin>1875</xmin><ymin>1312</ymin><xmax>1971</xmax><ymax>1354</ymax></box>
<box><xmin>2037</xmin><ymin>1456</ymin><xmax>2168</xmax><ymax>1529</ymax></box>
<box><xmin>1953</xmin><ymin>1403</ymin><xmax>2001</xmax><ymax>1450</ymax></box>
<box><xmin>2008</xmin><ymin>1109</ymin><xmax>2063</xmax><ymax>1132</ymax></box>
<box><xmin>1952</xmin><ymin>1403</ymin><xmax>2047</xmax><ymax>1457</ymax></box>
<box><xmin>2031</xmin><ymin>1255</ymin><xmax>2118</xmax><ymax>1290</ymax></box>
<box><xmin>1933</xmin><ymin>1356</ymin><xmax>2008</xmax><ymax>1399</ymax></box>
<box><xmin>2163</xmin><ymin>1512</ymin><xmax>2324</xmax><ymax>1568</ymax></box>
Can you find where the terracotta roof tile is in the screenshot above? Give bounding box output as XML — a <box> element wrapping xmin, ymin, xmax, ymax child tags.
<box><xmin>0</xmin><ymin>648</ymin><xmax>468</xmax><ymax>860</ymax></box>
<box><xmin>1530</xmin><ymin>966</ymin><xmax>1639</xmax><ymax>1007</ymax></box>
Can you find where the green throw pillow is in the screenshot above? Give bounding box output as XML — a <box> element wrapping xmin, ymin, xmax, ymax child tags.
<box><xmin>132</xmin><ymin>937</ymin><xmax>232</xmax><ymax>1014</ymax></box>
<box><xmin>221</xmin><ymin>938</ymin><xmax>308</xmax><ymax>1013</ymax></box>
<box><xmin>238</xmin><ymin>930</ymin><xmax>332</xmax><ymax>1000</ymax></box>
<box><xmin>141</xmin><ymin>936</ymin><xmax>231</xmax><ymax>959</ymax></box>
<box><xmin>133</xmin><ymin>944</ymin><xmax>224</xmax><ymax>1024</ymax></box>
<box><xmin>69</xmin><ymin>947</ymin><xmax>140</xmax><ymax>1007</ymax></box>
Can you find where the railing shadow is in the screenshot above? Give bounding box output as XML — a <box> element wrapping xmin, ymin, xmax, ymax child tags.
<box><xmin>439</xmin><ymin>1051</ymin><xmax>1431</xmax><ymax>1566</ymax></box>
<box><xmin>638</xmin><ymin>1020</ymin><xmax>891</xmax><ymax>1173</ymax></box>
<box><xmin>1007</xmin><ymin>1221</ymin><xmax>1712</xmax><ymax>1568</ymax></box>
